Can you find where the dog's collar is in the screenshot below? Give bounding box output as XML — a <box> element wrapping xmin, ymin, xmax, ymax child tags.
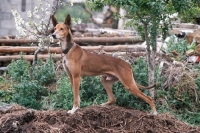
<box><xmin>62</xmin><ymin>43</ymin><xmax>74</xmax><ymax>55</ymax></box>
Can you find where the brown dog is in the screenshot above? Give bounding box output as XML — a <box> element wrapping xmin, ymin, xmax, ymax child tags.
<box><xmin>51</xmin><ymin>14</ymin><xmax>157</xmax><ymax>115</ymax></box>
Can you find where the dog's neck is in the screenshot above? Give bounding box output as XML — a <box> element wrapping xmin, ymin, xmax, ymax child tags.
<box><xmin>59</xmin><ymin>37</ymin><xmax>74</xmax><ymax>55</ymax></box>
<box><xmin>59</xmin><ymin>38</ymin><xmax>68</xmax><ymax>51</ymax></box>
<box><xmin>59</xmin><ymin>28</ymin><xmax>73</xmax><ymax>54</ymax></box>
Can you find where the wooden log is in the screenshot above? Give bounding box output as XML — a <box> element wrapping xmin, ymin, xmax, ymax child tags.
<box><xmin>0</xmin><ymin>46</ymin><xmax>61</xmax><ymax>54</ymax></box>
<box><xmin>0</xmin><ymin>37</ymin><xmax>143</xmax><ymax>45</ymax></box>
<box><xmin>0</xmin><ymin>54</ymin><xmax>61</xmax><ymax>61</ymax></box>
<box><xmin>0</xmin><ymin>45</ymin><xmax>145</xmax><ymax>54</ymax></box>
<box><xmin>74</xmin><ymin>37</ymin><xmax>142</xmax><ymax>44</ymax></box>
<box><xmin>81</xmin><ymin>45</ymin><xmax>145</xmax><ymax>52</ymax></box>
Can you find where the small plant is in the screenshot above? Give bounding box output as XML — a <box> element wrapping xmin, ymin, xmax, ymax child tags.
<box><xmin>7</xmin><ymin>55</ymin><xmax>56</xmax><ymax>109</ymax></box>
<box><xmin>0</xmin><ymin>90</ymin><xmax>13</xmax><ymax>103</ymax></box>
<box><xmin>165</xmin><ymin>36</ymin><xmax>188</xmax><ymax>60</ymax></box>
<box><xmin>50</xmin><ymin>73</ymin><xmax>73</xmax><ymax>109</ymax></box>
<box><xmin>12</xmin><ymin>80</ymin><xmax>48</xmax><ymax>109</ymax></box>
<box><xmin>132</xmin><ymin>57</ymin><xmax>148</xmax><ymax>86</ymax></box>
<box><xmin>7</xmin><ymin>55</ymin><xmax>30</xmax><ymax>82</ymax></box>
<box><xmin>32</xmin><ymin>57</ymin><xmax>56</xmax><ymax>85</ymax></box>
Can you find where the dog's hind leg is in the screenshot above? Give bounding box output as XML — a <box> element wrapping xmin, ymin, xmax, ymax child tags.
<box><xmin>118</xmin><ymin>69</ymin><xmax>157</xmax><ymax>115</ymax></box>
<box><xmin>100</xmin><ymin>75</ymin><xmax>118</xmax><ymax>106</ymax></box>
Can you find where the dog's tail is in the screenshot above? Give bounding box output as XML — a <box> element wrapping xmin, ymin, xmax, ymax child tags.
<box><xmin>136</xmin><ymin>83</ymin><xmax>156</xmax><ymax>89</ymax></box>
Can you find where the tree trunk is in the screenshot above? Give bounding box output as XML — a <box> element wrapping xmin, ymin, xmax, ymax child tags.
<box><xmin>143</xmin><ymin>24</ymin><xmax>155</xmax><ymax>98</ymax></box>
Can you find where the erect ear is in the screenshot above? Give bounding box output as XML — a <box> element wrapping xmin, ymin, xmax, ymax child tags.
<box><xmin>64</xmin><ymin>14</ymin><xmax>71</xmax><ymax>27</ymax></box>
<box><xmin>51</xmin><ymin>15</ymin><xmax>58</xmax><ymax>27</ymax></box>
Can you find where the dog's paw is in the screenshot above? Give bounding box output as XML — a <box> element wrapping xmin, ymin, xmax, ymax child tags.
<box><xmin>100</xmin><ymin>103</ymin><xmax>107</xmax><ymax>106</ymax></box>
<box><xmin>67</xmin><ymin>106</ymin><xmax>79</xmax><ymax>114</ymax></box>
<box><xmin>153</xmin><ymin>111</ymin><xmax>158</xmax><ymax>115</ymax></box>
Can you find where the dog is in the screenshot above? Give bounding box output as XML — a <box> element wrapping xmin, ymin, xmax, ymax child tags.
<box><xmin>51</xmin><ymin>14</ymin><xmax>157</xmax><ymax>115</ymax></box>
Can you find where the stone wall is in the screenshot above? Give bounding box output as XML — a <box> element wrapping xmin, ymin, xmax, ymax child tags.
<box><xmin>0</xmin><ymin>0</ymin><xmax>35</xmax><ymax>37</ymax></box>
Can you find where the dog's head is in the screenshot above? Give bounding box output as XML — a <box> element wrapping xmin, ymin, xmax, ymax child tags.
<box><xmin>51</xmin><ymin>14</ymin><xmax>72</xmax><ymax>43</ymax></box>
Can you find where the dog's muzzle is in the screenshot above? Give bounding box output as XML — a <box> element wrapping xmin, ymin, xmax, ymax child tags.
<box><xmin>52</xmin><ymin>34</ymin><xmax>57</xmax><ymax>39</ymax></box>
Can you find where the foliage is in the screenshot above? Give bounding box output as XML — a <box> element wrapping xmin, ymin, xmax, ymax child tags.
<box><xmin>0</xmin><ymin>90</ymin><xmax>13</xmax><ymax>103</ymax></box>
<box><xmin>32</xmin><ymin>56</ymin><xmax>56</xmax><ymax>85</ymax></box>
<box><xmin>55</xmin><ymin>5</ymin><xmax>90</xmax><ymax>23</ymax></box>
<box><xmin>7</xmin><ymin>55</ymin><xmax>30</xmax><ymax>82</ymax></box>
<box><xmin>132</xmin><ymin>57</ymin><xmax>148</xmax><ymax>86</ymax></box>
<box><xmin>12</xmin><ymin>80</ymin><xmax>48</xmax><ymax>109</ymax></box>
<box><xmin>155</xmin><ymin>72</ymin><xmax>200</xmax><ymax>125</ymax></box>
<box><xmin>178</xmin><ymin>1</ymin><xmax>200</xmax><ymax>23</ymax></box>
<box><xmin>49</xmin><ymin>72</ymin><xmax>73</xmax><ymax>109</ymax></box>
<box><xmin>166</xmin><ymin>36</ymin><xmax>188</xmax><ymax>54</ymax></box>
<box><xmin>165</xmin><ymin>36</ymin><xmax>188</xmax><ymax>60</ymax></box>
<box><xmin>6</xmin><ymin>55</ymin><xmax>56</xmax><ymax>109</ymax></box>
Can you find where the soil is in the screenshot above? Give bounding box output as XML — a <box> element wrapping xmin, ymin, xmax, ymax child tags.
<box><xmin>0</xmin><ymin>105</ymin><xmax>199</xmax><ymax>133</ymax></box>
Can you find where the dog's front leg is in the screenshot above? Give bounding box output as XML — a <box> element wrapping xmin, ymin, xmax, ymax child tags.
<box><xmin>67</xmin><ymin>76</ymin><xmax>81</xmax><ymax>114</ymax></box>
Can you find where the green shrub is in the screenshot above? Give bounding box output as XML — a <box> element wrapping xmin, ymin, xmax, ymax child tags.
<box><xmin>51</xmin><ymin>74</ymin><xmax>73</xmax><ymax>109</ymax></box>
<box><xmin>165</xmin><ymin>36</ymin><xmax>188</xmax><ymax>60</ymax></box>
<box><xmin>132</xmin><ymin>57</ymin><xmax>148</xmax><ymax>86</ymax></box>
<box><xmin>32</xmin><ymin>57</ymin><xmax>56</xmax><ymax>85</ymax></box>
<box><xmin>7</xmin><ymin>55</ymin><xmax>30</xmax><ymax>82</ymax></box>
<box><xmin>12</xmin><ymin>80</ymin><xmax>48</xmax><ymax>109</ymax></box>
<box><xmin>51</xmin><ymin>75</ymin><xmax>107</xmax><ymax>110</ymax></box>
<box><xmin>0</xmin><ymin>90</ymin><xmax>13</xmax><ymax>103</ymax></box>
<box><xmin>7</xmin><ymin>55</ymin><xmax>56</xmax><ymax>109</ymax></box>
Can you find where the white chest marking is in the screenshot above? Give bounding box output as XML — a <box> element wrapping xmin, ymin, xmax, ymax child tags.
<box><xmin>63</xmin><ymin>56</ymin><xmax>70</xmax><ymax>70</ymax></box>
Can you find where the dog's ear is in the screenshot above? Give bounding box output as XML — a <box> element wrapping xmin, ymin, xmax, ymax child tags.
<box><xmin>51</xmin><ymin>15</ymin><xmax>58</xmax><ymax>27</ymax></box>
<box><xmin>64</xmin><ymin>14</ymin><xmax>71</xmax><ymax>27</ymax></box>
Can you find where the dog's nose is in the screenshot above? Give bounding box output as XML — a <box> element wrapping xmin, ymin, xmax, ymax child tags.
<box><xmin>52</xmin><ymin>34</ymin><xmax>56</xmax><ymax>39</ymax></box>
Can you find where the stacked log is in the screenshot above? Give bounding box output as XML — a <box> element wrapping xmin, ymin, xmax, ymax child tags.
<box><xmin>0</xmin><ymin>37</ymin><xmax>143</xmax><ymax>46</ymax></box>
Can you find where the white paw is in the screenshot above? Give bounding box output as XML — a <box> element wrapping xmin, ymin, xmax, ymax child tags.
<box><xmin>153</xmin><ymin>111</ymin><xmax>158</xmax><ymax>115</ymax></box>
<box><xmin>67</xmin><ymin>106</ymin><xmax>79</xmax><ymax>114</ymax></box>
<box><xmin>100</xmin><ymin>103</ymin><xmax>106</xmax><ymax>106</ymax></box>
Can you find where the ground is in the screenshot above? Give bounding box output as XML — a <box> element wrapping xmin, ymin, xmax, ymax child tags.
<box><xmin>0</xmin><ymin>105</ymin><xmax>199</xmax><ymax>133</ymax></box>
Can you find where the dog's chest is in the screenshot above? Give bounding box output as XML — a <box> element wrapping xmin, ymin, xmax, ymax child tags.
<box><xmin>63</xmin><ymin>56</ymin><xmax>70</xmax><ymax>68</ymax></box>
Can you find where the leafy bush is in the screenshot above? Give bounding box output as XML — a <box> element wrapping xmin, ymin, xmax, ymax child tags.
<box><xmin>0</xmin><ymin>90</ymin><xmax>13</xmax><ymax>103</ymax></box>
<box><xmin>7</xmin><ymin>55</ymin><xmax>30</xmax><ymax>82</ymax></box>
<box><xmin>12</xmin><ymin>80</ymin><xmax>48</xmax><ymax>109</ymax></box>
<box><xmin>50</xmin><ymin>73</ymin><xmax>73</xmax><ymax>109</ymax></box>
<box><xmin>132</xmin><ymin>57</ymin><xmax>148</xmax><ymax>86</ymax></box>
<box><xmin>166</xmin><ymin>36</ymin><xmax>188</xmax><ymax>60</ymax></box>
<box><xmin>6</xmin><ymin>55</ymin><xmax>56</xmax><ymax>109</ymax></box>
<box><xmin>32</xmin><ymin>57</ymin><xmax>56</xmax><ymax>85</ymax></box>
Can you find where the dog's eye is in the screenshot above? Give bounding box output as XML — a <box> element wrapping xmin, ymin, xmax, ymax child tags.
<box><xmin>60</xmin><ymin>28</ymin><xmax>63</xmax><ymax>30</ymax></box>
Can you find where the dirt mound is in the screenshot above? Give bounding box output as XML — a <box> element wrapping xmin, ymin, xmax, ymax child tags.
<box><xmin>0</xmin><ymin>105</ymin><xmax>199</xmax><ymax>133</ymax></box>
